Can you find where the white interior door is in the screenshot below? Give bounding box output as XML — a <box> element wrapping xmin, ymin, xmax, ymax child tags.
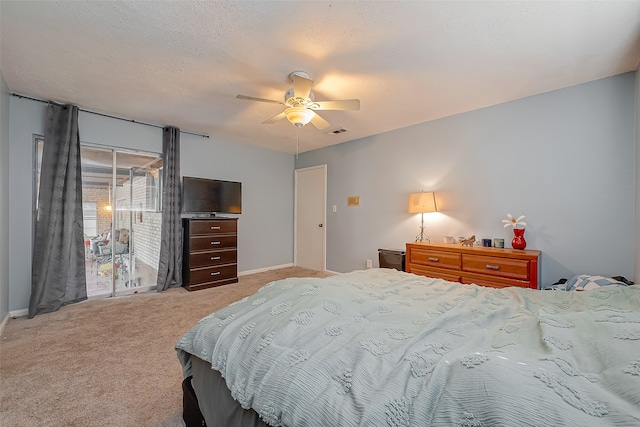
<box><xmin>294</xmin><ymin>165</ymin><xmax>327</xmax><ymax>271</ymax></box>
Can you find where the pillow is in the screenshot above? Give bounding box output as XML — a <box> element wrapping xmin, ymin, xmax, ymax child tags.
<box><xmin>563</xmin><ymin>274</ymin><xmax>629</xmax><ymax>291</ymax></box>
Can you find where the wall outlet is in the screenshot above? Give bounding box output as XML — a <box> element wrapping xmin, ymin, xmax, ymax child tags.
<box><xmin>366</xmin><ymin>259</ymin><xmax>372</xmax><ymax>269</ymax></box>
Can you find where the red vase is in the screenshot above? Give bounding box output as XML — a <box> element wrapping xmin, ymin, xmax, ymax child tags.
<box><xmin>512</xmin><ymin>228</ymin><xmax>526</xmax><ymax>250</ymax></box>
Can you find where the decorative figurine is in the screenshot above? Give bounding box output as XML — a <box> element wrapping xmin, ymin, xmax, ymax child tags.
<box><xmin>460</xmin><ymin>235</ymin><xmax>476</xmax><ymax>247</ymax></box>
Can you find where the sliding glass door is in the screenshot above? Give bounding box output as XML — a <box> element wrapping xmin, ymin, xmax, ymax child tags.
<box><xmin>112</xmin><ymin>150</ymin><xmax>163</xmax><ymax>295</ymax></box>
<box><xmin>80</xmin><ymin>145</ymin><xmax>162</xmax><ymax>297</ymax></box>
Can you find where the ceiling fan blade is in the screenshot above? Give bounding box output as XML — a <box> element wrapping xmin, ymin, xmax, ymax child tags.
<box><xmin>310</xmin><ymin>112</ymin><xmax>330</xmax><ymax>130</ymax></box>
<box><xmin>262</xmin><ymin>111</ymin><xmax>287</xmax><ymax>124</ymax></box>
<box><xmin>292</xmin><ymin>74</ymin><xmax>314</xmax><ymax>100</ymax></box>
<box><xmin>313</xmin><ymin>99</ymin><xmax>360</xmax><ymax>111</ymax></box>
<box><xmin>236</xmin><ymin>94</ymin><xmax>284</xmax><ymax>105</ymax></box>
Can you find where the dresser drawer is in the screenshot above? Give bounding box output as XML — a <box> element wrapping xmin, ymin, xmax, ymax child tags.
<box><xmin>189</xmin><ymin>250</ymin><xmax>237</xmax><ymax>268</ymax></box>
<box><xmin>462</xmin><ymin>254</ymin><xmax>529</xmax><ymax>281</ymax></box>
<box><xmin>461</xmin><ymin>275</ymin><xmax>530</xmax><ymax>289</ymax></box>
<box><xmin>410</xmin><ymin>265</ymin><xmax>461</xmax><ymax>283</ymax></box>
<box><xmin>409</xmin><ymin>248</ymin><xmax>461</xmax><ymax>270</ymax></box>
<box><xmin>190</xmin><ymin>219</ymin><xmax>237</xmax><ymax>235</ymax></box>
<box><xmin>190</xmin><ymin>235</ymin><xmax>237</xmax><ymax>251</ymax></box>
<box><xmin>188</xmin><ymin>264</ymin><xmax>237</xmax><ymax>285</ymax></box>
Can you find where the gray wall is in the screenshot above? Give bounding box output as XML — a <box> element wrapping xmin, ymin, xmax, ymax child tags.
<box><xmin>180</xmin><ymin>129</ymin><xmax>295</xmax><ymax>273</ymax></box>
<box><xmin>296</xmin><ymin>73</ymin><xmax>637</xmax><ymax>287</ymax></box>
<box><xmin>0</xmin><ymin>71</ymin><xmax>10</xmax><ymax>323</ymax></box>
<box><xmin>7</xmin><ymin>98</ymin><xmax>294</xmax><ymax>312</ymax></box>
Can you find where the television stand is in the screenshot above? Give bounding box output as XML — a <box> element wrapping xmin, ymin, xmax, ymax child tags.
<box><xmin>182</xmin><ymin>217</ymin><xmax>238</xmax><ymax>291</ymax></box>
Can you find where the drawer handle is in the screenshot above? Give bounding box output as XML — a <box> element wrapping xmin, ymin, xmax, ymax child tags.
<box><xmin>485</xmin><ymin>264</ymin><xmax>500</xmax><ymax>270</ymax></box>
<box><xmin>211</xmin><ymin>256</ymin><xmax>221</xmax><ymax>260</ymax></box>
<box><xmin>210</xmin><ymin>271</ymin><xmax>221</xmax><ymax>276</ymax></box>
<box><xmin>428</xmin><ymin>257</ymin><xmax>439</xmax><ymax>262</ymax></box>
<box><xmin>210</xmin><ymin>226</ymin><xmax>221</xmax><ymax>230</ymax></box>
<box><xmin>211</xmin><ymin>241</ymin><xmax>221</xmax><ymax>245</ymax></box>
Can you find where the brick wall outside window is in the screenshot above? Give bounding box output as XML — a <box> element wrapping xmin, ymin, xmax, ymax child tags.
<box><xmin>83</xmin><ymin>174</ymin><xmax>161</xmax><ymax>272</ymax></box>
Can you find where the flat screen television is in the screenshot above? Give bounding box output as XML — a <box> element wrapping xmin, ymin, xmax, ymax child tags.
<box><xmin>182</xmin><ymin>176</ymin><xmax>242</xmax><ymax>214</ymax></box>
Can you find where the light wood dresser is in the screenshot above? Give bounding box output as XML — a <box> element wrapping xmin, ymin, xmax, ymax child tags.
<box><xmin>182</xmin><ymin>217</ymin><xmax>238</xmax><ymax>291</ymax></box>
<box><xmin>406</xmin><ymin>242</ymin><xmax>541</xmax><ymax>289</ymax></box>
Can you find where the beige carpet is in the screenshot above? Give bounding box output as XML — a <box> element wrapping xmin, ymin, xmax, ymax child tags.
<box><xmin>0</xmin><ymin>267</ymin><xmax>332</xmax><ymax>427</ymax></box>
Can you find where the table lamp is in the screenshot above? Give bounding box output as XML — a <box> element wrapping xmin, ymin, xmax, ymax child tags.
<box><xmin>408</xmin><ymin>191</ymin><xmax>438</xmax><ymax>242</ymax></box>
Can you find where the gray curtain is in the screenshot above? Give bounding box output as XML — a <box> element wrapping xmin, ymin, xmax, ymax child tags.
<box><xmin>29</xmin><ymin>103</ymin><xmax>87</xmax><ymax>318</ymax></box>
<box><xmin>156</xmin><ymin>126</ymin><xmax>183</xmax><ymax>291</ymax></box>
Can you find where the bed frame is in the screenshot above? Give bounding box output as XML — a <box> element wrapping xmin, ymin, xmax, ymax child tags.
<box><xmin>184</xmin><ymin>356</ymin><xmax>267</xmax><ymax>427</ymax></box>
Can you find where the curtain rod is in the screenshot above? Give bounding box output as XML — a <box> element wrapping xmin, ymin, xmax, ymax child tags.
<box><xmin>11</xmin><ymin>93</ymin><xmax>209</xmax><ymax>139</ymax></box>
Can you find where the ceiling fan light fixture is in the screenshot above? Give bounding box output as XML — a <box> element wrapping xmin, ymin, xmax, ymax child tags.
<box><xmin>285</xmin><ymin>107</ymin><xmax>314</xmax><ymax>128</ymax></box>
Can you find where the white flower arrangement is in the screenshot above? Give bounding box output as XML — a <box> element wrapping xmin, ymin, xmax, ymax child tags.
<box><xmin>502</xmin><ymin>213</ymin><xmax>527</xmax><ymax>229</ymax></box>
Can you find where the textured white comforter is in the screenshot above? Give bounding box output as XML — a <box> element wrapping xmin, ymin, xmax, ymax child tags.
<box><xmin>176</xmin><ymin>269</ymin><xmax>640</xmax><ymax>426</ymax></box>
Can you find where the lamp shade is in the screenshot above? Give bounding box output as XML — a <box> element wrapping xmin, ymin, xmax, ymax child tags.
<box><xmin>408</xmin><ymin>191</ymin><xmax>437</xmax><ymax>213</ymax></box>
<box><xmin>285</xmin><ymin>107</ymin><xmax>314</xmax><ymax>128</ymax></box>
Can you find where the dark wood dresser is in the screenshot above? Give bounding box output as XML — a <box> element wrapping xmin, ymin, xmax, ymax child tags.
<box><xmin>406</xmin><ymin>242</ymin><xmax>541</xmax><ymax>289</ymax></box>
<box><xmin>182</xmin><ymin>217</ymin><xmax>238</xmax><ymax>291</ymax></box>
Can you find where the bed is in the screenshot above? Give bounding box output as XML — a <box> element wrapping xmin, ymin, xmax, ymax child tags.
<box><xmin>176</xmin><ymin>269</ymin><xmax>640</xmax><ymax>426</ymax></box>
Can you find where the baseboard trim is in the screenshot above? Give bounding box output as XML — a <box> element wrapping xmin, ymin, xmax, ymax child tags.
<box><xmin>0</xmin><ymin>313</ymin><xmax>10</xmax><ymax>335</ymax></box>
<box><xmin>238</xmin><ymin>263</ymin><xmax>294</xmax><ymax>277</ymax></box>
<box><xmin>8</xmin><ymin>308</ymin><xmax>28</xmax><ymax>319</ymax></box>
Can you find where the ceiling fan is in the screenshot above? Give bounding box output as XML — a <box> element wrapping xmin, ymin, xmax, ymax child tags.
<box><xmin>236</xmin><ymin>71</ymin><xmax>360</xmax><ymax>130</ymax></box>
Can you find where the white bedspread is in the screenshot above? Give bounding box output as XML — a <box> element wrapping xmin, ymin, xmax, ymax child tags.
<box><xmin>176</xmin><ymin>269</ymin><xmax>640</xmax><ymax>426</ymax></box>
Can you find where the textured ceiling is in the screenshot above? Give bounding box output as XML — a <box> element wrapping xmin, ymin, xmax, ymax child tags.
<box><xmin>2</xmin><ymin>1</ymin><xmax>639</xmax><ymax>154</ymax></box>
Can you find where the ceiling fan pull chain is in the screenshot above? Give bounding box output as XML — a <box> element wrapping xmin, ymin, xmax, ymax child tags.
<box><xmin>296</xmin><ymin>128</ymin><xmax>299</xmax><ymax>159</ymax></box>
